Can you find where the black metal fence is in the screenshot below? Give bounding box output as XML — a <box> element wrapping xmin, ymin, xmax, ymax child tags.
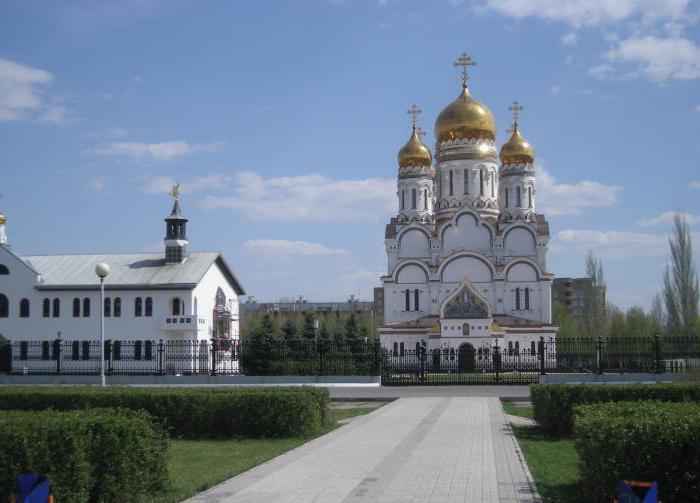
<box><xmin>382</xmin><ymin>336</ymin><xmax>700</xmax><ymax>385</ymax></box>
<box><xmin>0</xmin><ymin>338</ymin><xmax>381</xmax><ymax>376</ymax></box>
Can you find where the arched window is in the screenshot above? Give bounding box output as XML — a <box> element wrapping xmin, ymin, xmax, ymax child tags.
<box><xmin>477</xmin><ymin>348</ymin><xmax>482</xmax><ymax>360</ymax></box>
<box><xmin>145</xmin><ymin>297</ymin><xmax>153</xmax><ymax>317</ymax></box>
<box><xmin>515</xmin><ymin>288</ymin><xmax>521</xmax><ymax>310</ymax></box>
<box><xmin>113</xmin><ymin>297</ymin><xmax>121</xmax><ymax>317</ymax></box>
<box><xmin>20</xmin><ymin>298</ymin><xmax>30</xmax><ymax>318</ymax></box>
<box><xmin>505</xmin><ymin>187</ymin><xmax>509</xmax><ymax>207</ymax></box>
<box><xmin>43</xmin><ymin>298</ymin><xmax>50</xmax><ymax>317</ymax></box>
<box><xmin>508</xmin><ymin>341</ymin><xmax>513</xmax><ymax>355</ymax></box>
<box><xmin>491</xmin><ymin>172</ymin><xmax>495</xmax><ymax>197</ymax></box>
<box><xmin>172</xmin><ymin>298</ymin><xmax>181</xmax><ymax>316</ymax></box>
<box><xmin>113</xmin><ymin>340</ymin><xmax>121</xmax><ymax>360</ymax></box>
<box><xmin>423</xmin><ymin>189</ymin><xmax>428</xmax><ymax>210</ymax></box>
<box><xmin>71</xmin><ymin>341</ymin><xmax>80</xmax><ymax>360</ymax></box>
<box><xmin>52</xmin><ymin>298</ymin><xmax>60</xmax><ymax>318</ymax></box>
<box><xmin>81</xmin><ymin>341</ymin><xmax>90</xmax><ymax>360</ymax></box>
<box><xmin>0</xmin><ymin>265</ymin><xmax>8</xmax><ymax>274</ymax></box>
<box><xmin>530</xmin><ymin>341</ymin><xmax>536</xmax><ymax>355</ymax></box>
<box><xmin>404</xmin><ymin>289</ymin><xmax>410</xmax><ymax>311</ymax></box>
<box><xmin>19</xmin><ymin>342</ymin><xmax>28</xmax><ymax>360</ymax></box>
<box><xmin>144</xmin><ymin>340</ymin><xmax>153</xmax><ymax>360</ymax></box>
<box><xmin>0</xmin><ymin>294</ymin><xmax>8</xmax><ymax>318</ymax></box>
<box><xmin>411</xmin><ymin>188</ymin><xmax>417</xmax><ymax>209</ymax></box>
<box><xmin>73</xmin><ymin>298</ymin><xmax>81</xmax><ymax>317</ymax></box>
<box><xmin>480</xmin><ymin>169</ymin><xmax>484</xmax><ymax>196</ymax></box>
<box><xmin>462</xmin><ymin>323</ymin><xmax>470</xmax><ymax>336</ymax></box>
<box><xmin>392</xmin><ymin>342</ymin><xmax>398</xmax><ymax>356</ymax></box>
<box><xmin>399</xmin><ymin>342</ymin><xmax>404</xmax><ymax>356</ymax></box>
<box><xmin>414</xmin><ymin>289</ymin><xmax>419</xmax><ymax>311</ymax></box>
<box><xmin>516</xmin><ymin>186</ymin><xmax>522</xmax><ymax>207</ymax></box>
<box><xmin>463</xmin><ymin>169</ymin><xmax>469</xmax><ymax>194</ymax></box>
<box><xmin>400</xmin><ymin>190</ymin><xmax>405</xmax><ymax>210</ymax></box>
<box><xmin>528</xmin><ymin>187</ymin><xmax>533</xmax><ymax>208</ymax></box>
<box><xmin>524</xmin><ymin>288</ymin><xmax>530</xmax><ymax>310</ymax></box>
<box><xmin>104</xmin><ymin>297</ymin><xmax>111</xmax><ymax>317</ymax></box>
<box><xmin>134</xmin><ymin>297</ymin><xmax>143</xmax><ymax>317</ymax></box>
<box><xmin>515</xmin><ymin>341</ymin><xmax>520</xmax><ymax>354</ymax></box>
<box><xmin>449</xmin><ymin>170</ymin><xmax>454</xmax><ymax>196</ymax></box>
<box><xmin>41</xmin><ymin>341</ymin><xmax>50</xmax><ymax>360</ymax></box>
<box><xmin>83</xmin><ymin>298</ymin><xmax>90</xmax><ymax>317</ymax></box>
<box><xmin>134</xmin><ymin>340</ymin><xmax>143</xmax><ymax>361</ymax></box>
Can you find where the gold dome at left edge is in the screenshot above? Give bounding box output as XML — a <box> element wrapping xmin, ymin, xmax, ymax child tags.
<box><xmin>398</xmin><ymin>127</ymin><xmax>432</xmax><ymax>167</ymax></box>
<box><xmin>0</xmin><ymin>213</ymin><xmax>5</xmax><ymax>225</ymax></box>
<box><xmin>499</xmin><ymin>124</ymin><xmax>534</xmax><ymax>164</ymax></box>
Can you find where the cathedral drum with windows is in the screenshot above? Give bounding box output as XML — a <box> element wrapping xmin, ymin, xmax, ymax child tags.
<box><xmin>379</xmin><ymin>53</ymin><xmax>558</xmax><ymax>368</ymax></box>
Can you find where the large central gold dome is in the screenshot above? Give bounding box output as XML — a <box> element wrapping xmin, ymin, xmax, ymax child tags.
<box><xmin>434</xmin><ymin>86</ymin><xmax>496</xmax><ymax>143</ymax></box>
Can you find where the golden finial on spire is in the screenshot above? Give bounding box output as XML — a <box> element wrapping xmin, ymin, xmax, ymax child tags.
<box><xmin>170</xmin><ymin>183</ymin><xmax>180</xmax><ymax>200</ymax></box>
<box><xmin>453</xmin><ymin>52</ymin><xmax>476</xmax><ymax>89</ymax></box>
<box><xmin>406</xmin><ymin>104</ymin><xmax>422</xmax><ymax>129</ymax></box>
<box><xmin>508</xmin><ymin>101</ymin><xmax>524</xmax><ymax>128</ymax></box>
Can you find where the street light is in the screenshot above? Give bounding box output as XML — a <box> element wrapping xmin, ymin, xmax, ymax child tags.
<box><xmin>95</xmin><ymin>262</ymin><xmax>110</xmax><ymax>387</ymax></box>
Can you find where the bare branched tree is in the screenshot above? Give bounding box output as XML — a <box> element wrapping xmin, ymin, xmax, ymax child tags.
<box><xmin>662</xmin><ymin>212</ymin><xmax>699</xmax><ymax>337</ymax></box>
<box><xmin>582</xmin><ymin>250</ymin><xmax>608</xmax><ymax>337</ymax></box>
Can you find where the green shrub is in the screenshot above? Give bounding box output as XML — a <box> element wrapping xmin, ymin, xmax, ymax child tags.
<box><xmin>574</xmin><ymin>401</ymin><xmax>700</xmax><ymax>502</ymax></box>
<box><xmin>0</xmin><ymin>408</ymin><xmax>168</xmax><ymax>503</ymax></box>
<box><xmin>530</xmin><ymin>383</ymin><xmax>700</xmax><ymax>436</ymax></box>
<box><xmin>0</xmin><ymin>386</ymin><xmax>329</xmax><ymax>438</ymax></box>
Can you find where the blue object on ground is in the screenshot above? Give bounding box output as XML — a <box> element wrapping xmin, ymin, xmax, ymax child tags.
<box><xmin>617</xmin><ymin>480</ymin><xmax>658</xmax><ymax>503</ymax></box>
<box><xmin>13</xmin><ymin>475</ymin><xmax>50</xmax><ymax>503</ymax></box>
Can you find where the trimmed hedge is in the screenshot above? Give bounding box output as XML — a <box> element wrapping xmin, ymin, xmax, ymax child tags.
<box><xmin>530</xmin><ymin>383</ymin><xmax>700</xmax><ymax>436</ymax></box>
<box><xmin>0</xmin><ymin>408</ymin><xmax>168</xmax><ymax>502</ymax></box>
<box><xmin>0</xmin><ymin>386</ymin><xmax>329</xmax><ymax>438</ymax></box>
<box><xmin>574</xmin><ymin>401</ymin><xmax>700</xmax><ymax>502</ymax></box>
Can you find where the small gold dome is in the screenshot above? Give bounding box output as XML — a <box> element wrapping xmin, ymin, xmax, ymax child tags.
<box><xmin>499</xmin><ymin>124</ymin><xmax>534</xmax><ymax>164</ymax></box>
<box><xmin>0</xmin><ymin>213</ymin><xmax>5</xmax><ymax>225</ymax></box>
<box><xmin>398</xmin><ymin>127</ymin><xmax>432</xmax><ymax>167</ymax></box>
<box><xmin>434</xmin><ymin>87</ymin><xmax>496</xmax><ymax>143</ymax></box>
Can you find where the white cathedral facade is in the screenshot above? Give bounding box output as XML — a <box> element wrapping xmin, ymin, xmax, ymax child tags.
<box><xmin>379</xmin><ymin>53</ymin><xmax>557</xmax><ymax>366</ymax></box>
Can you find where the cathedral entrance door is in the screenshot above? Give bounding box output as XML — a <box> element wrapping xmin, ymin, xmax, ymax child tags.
<box><xmin>458</xmin><ymin>343</ymin><xmax>475</xmax><ymax>373</ymax></box>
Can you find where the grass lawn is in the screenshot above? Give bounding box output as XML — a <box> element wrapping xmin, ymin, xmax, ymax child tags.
<box><xmin>512</xmin><ymin>427</ymin><xmax>582</xmax><ymax>503</ymax></box>
<box><xmin>501</xmin><ymin>401</ymin><xmax>534</xmax><ymax>419</ymax></box>
<box><xmin>146</xmin><ymin>406</ymin><xmax>379</xmax><ymax>503</ymax></box>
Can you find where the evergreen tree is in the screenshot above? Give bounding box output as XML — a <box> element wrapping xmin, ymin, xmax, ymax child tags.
<box><xmin>281</xmin><ymin>319</ymin><xmax>298</xmax><ymax>346</ymax></box>
<box><xmin>302</xmin><ymin>312</ymin><xmax>316</xmax><ymax>341</ymax></box>
<box><xmin>663</xmin><ymin>212</ymin><xmax>699</xmax><ymax>337</ymax></box>
<box><xmin>344</xmin><ymin>313</ymin><xmax>358</xmax><ymax>340</ymax></box>
<box><xmin>358</xmin><ymin>325</ymin><xmax>369</xmax><ymax>342</ymax></box>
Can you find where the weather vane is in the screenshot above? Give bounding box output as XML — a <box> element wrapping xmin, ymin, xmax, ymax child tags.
<box><xmin>406</xmin><ymin>104</ymin><xmax>422</xmax><ymax>129</ymax></box>
<box><xmin>508</xmin><ymin>101</ymin><xmax>524</xmax><ymax>126</ymax></box>
<box><xmin>170</xmin><ymin>183</ymin><xmax>180</xmax><ymax>200</ymax></box>
<box><xmin>453</xmin><ymin>52</ymin><xmax>476</xmax><ymax>88</ymax></box>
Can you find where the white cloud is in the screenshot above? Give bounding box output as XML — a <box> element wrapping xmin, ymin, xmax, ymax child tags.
<box><xmin>602</xmin><ymin>35</ymin><xmax>700</xmax><ymax>81</ymax></box>
<box><xmin>0</xmin><ymin>58</ymin><xmax>53</xmax><ymax>121</ymax></box>
<box><xmin>561</xmin><ymin>31</ymin><xmax>578</xmax><ymax>46</ymax></box>
<box><xmin>537</xmin><ymin>166</ymin><xmax>622</xmax><ymax>216</ymax></box>
<box><xmin>689</xmin><ymin>181</ymin><xmax>700</xmax><ymax>189</ymax></box>
<box><xmin>549</xmin><ymin>84</ymin><xmax>562</xmax><ymax>95</ymax></box>
<box><xmin>139</xmin><ymin>175</ymin><xmax>231</xmax><ymax>195</ymax></box>
<box><xmin>202</xmin><ymin>171</ymin><xmax>395</xmax><ymax>222</ymax></box>
<box><xmin>481</xmin><ymin>0</ymin><xmax>689</xmax><ymax>28</ymax></box>
<box><xmin>637</xmin><ymin>211</ymin><xmax>700</xmax><ymax>226</ymax></box>
<box><xmin>89</xmin><ymin>140</ymin><xmax>223</xmax><ymax>162</ymax></box>
<box><xmin>39</xmin><ymin>103</ymin><xmax>78</xmax><ymax>125</ymax></box>
<box><xmin>243</xmin><ymin>239</ymin><xmax>349</xmax><ymax>259</ymax></box>
<box><xmin>86</xmin><ymin>177</ymin><xmax>107</xmax><ymax>192</ymax></box>
<box><xmin>551</xmin><ymin>229</ymin><xmax>668</xmax><ymax>259</ymax></box>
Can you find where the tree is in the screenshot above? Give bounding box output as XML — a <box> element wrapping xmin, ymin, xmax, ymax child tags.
<box><xmin>625</xmin><ymin>306</ymin><xmax>649</xmax><ymax>337</ymax></box>
<box><xmin>662</xmin><ymin>212</ymin><xmax>699</xmax><ymax>337</ymax></box>
<box><xmin>552</xmin><ymin>302</ymin><xmax>576</xmax><ymax>339</ymax></box>
<box><xmin>241</xmin><ymin>313</ymin><xmax>274</xmax><ymax>374</ymax></box>
<box><xmin>608</xmin><ymin>306</ymin><xmax>626</xmax><ymax>338</ymax></box>
<box><xmin>344</xmin><ymin>313</ymin><xmax>358</xmax><ymax>340</ymax></box>
<box><xmin>649</xmin><ymin>293</ymin><xmax>665</xmax><ymax>334</ymax></box>
<box><xmin>302</xmin><ymin>312</ymin><xmax>316</xmax><ymax>341</ymax></box>
<box><xmin>281</xmin><ymin>319</ymin><xmax>298</xmax><ymax>346</ymax></box>
<box><xmin>582</xmin><ymin>251</ymin><xmax>608</xmax><ymax>338</ymax></box>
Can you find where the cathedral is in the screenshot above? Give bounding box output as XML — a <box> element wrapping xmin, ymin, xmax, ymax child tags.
<box><xmin>378</xmin><ymin>53</ymin><xmax>558</xmax><ymax>366</ymax></box>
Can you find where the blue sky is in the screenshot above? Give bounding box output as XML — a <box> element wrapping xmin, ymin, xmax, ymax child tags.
<box><xmin>1</xmin><ymin>0</ymin><xmax>699</xmax><ymax>309</ymax></box>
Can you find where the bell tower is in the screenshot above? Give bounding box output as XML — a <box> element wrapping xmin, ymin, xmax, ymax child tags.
<box><xmin>164</xmin><ymin>183</ymin><xmax>188</xmax><ymax>263</ymax></box>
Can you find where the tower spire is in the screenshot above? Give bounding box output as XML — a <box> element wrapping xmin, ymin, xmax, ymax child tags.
<box><xmin>453</xmin><ymin>52</ymin><xmax>476</xmax><ymax>89</ymax></box>
<box><xmin>164</xmin><ymin>183</ymin><xmax>188</xmax><ymax>263</ymax></box>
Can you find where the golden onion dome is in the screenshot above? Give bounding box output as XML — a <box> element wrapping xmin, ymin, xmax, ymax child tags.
<box><xmin>0</xmin><ymin>213</ymin><xmax>5</xmax><ymax>225</ymax></box>
<box><xmin>499</xmin><ymin>124</ymin><xmax>534</xmax><ymax>164</ymax></box>
<box><xmin>434</xmin><ymin>86</ymin><xmax>496</xmax><ymax>143</ymax></box>
<box><xmin>398</xmin><ymin>126</ymin><xmax>432</xmax><ymax>167</ymax></box>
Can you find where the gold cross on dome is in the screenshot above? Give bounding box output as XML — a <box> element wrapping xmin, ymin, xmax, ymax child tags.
<box><xmin>170</xmin><ymin>183</ymin><xmax>180</xmax><ymax>200</ymax></box>
<box><xmin>508</xmin><ymin>101</ymin><xmax>524</xmax><ymax>125</ymax></box>
<box><xmin>506</xmin><ymin>124</ymin><xmax>515</xmax><ymax>135</ymax></box>
<box><xmin>417</xmin><ymin>126</ymin><xmax>428</xmax><ymax>139</ymax></box>
<box><xmin>454</xmin><ymin>52</ymin><xmax>476</xmax><ymax>88</ymax></box>
<box><xmin>406</xmin><ymin>104</ymin><xmax>422</xmax><ymax>128</ymax></box>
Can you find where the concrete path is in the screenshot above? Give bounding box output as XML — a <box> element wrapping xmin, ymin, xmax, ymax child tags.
<box><xmin>329</xmin><ymin>385</ymin><xmax>531</xmax><ymax>400</ymax></box>
<box><xmin>187</xmin><ymin>398</ymin><xmax>539</xmax><ymax>503</ymax></box>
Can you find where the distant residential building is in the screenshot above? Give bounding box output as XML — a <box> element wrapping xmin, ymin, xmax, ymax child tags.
<box><xmin>552</xmin><ymin>277</ymin><xmax>595</xmax><ymax>321</ymax></box>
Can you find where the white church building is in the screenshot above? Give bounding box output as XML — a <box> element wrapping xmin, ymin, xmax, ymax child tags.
<box><xmin>379</xmin><ymin>53</ymin><xmax>557</xmax><ymax>367</ymax></box>
<box><xmin>0</xmin><ymin>190</ymin><xmax>245</xmax><ymax>350</ymax></box>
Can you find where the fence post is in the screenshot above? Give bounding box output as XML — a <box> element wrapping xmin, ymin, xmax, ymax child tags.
<box><xmin>493</xmin><ymin>341</ymin><xmax>501</xmax><ymax>383</ymax></box>
<box><xmin>211</xmin><ymin>339</ymin><xmax>218</xmax><ymax>376</ymax></box>
<box><xmin>55</xmin><ymin>334</ymin><xmax>62</xmax><ymax>375</ymax></box>
<box><xmin>596</xmin><ymin>336</ymin><xmax>604</xmax><ymax>375</ymax></box>
<box><xmin>538</xmin><ymin>336</ymin><xmax>546</xmax><ymax>375</ymax></box>
<box><xmin>106</xmin><ymin>340</ymin><xmax>113</xmax><ymax>375</ymax></box>
<box><xmin>157</xmin><ymin>339</ymin><xmax>164</xmax><ymax>375</ymax></box>
<box><xmin>654</xmin><ymin>334</ymin><xmax>662</xmax><ymax>374</ymax></box>
<box><xmin>419</xmin><ymin>345</ymin><xmax>426</xmax><ymax>382</ymax></box>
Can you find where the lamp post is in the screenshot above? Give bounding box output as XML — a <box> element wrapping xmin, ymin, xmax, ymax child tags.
<box><xmin>95</xmin><ymin>262</ymin><xmax>110</xmax><ymax>387</ymax></box>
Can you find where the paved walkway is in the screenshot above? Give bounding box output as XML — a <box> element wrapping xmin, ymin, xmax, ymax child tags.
<box><xmin>188</xmin><ymin>398</ymin><xmax>539</xmax><ymax>503</ymax></box>
<box><xmin>329</xmin><ymin>385</ymin><xmax>531</xmax><ymax>400</ymax></box>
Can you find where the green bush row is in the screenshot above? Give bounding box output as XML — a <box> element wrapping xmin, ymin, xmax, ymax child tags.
<box><xmin>574</xmin><ymin>401</ymin><xmax>700</xmax><ymax>502</ymax></box>
<box><xmin>0</xmin><ymin>408</ymin><xmax>168</xmax><ymax>503</ymax></box>
<box><xmin>530</xmin><ymin>383</ymin><xmax>700</xmax><ymax>436</ymax></box>
<box><xmin>0</xmin><ymin>386</ymin><xmax>330</xmax><ymax>439</ymax></box>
